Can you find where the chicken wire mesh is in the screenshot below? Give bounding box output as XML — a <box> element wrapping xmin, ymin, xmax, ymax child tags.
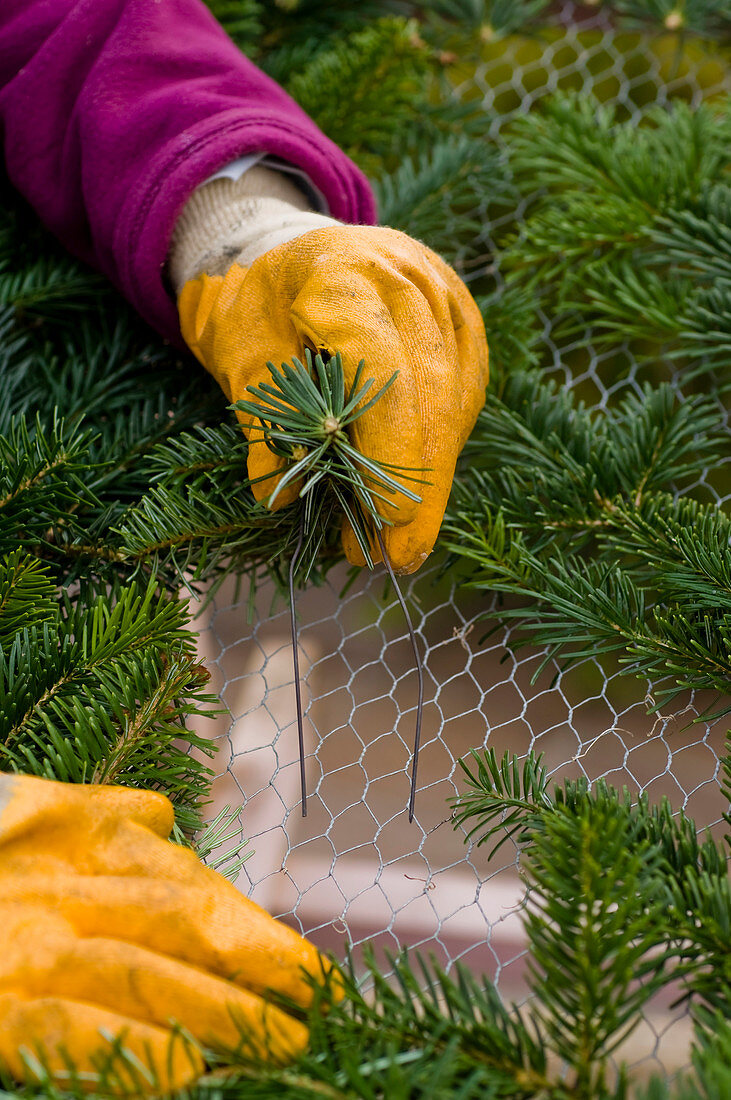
<box><xmin>189</xmin><ymin>3</ymin><xmax>731</xmax><ymax>1082</ymax></box>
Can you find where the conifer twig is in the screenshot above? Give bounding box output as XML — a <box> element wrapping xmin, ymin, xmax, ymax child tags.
<box><xmin>233</xmin><ymin>350</ymin><xmax>425</xmax><ymax>578</ymax></box>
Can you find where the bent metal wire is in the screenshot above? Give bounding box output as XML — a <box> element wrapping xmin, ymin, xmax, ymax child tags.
<box><xmin>287</xmin><ymin>515</ymin><xmax>424</xmax><ymax>822</ymax></box>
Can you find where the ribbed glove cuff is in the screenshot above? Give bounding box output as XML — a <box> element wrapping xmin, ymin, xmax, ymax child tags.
<box><xmin>168</xmin><ymin>165</ymin><xmax>341</xmax><ymax>291</ymax></box>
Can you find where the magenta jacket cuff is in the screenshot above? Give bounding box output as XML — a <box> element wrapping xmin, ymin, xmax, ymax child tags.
<box><xmin>0</xmin><ymin>0</ymin><xmax>378</xmax><ymax>344</ymax></box>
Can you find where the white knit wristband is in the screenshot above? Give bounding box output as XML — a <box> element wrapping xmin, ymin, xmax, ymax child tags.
<box><xmin>168</xmin><ymin>164</ymin><xmax>341</xmax><ymax>292</ymax></box>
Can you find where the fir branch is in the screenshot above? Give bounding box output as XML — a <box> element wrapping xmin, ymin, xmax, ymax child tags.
<box><xmin>0</xmin><ymin>550</ymin><xmax>58</xmax><ymax>649</ymax></box>
<box><xmin>500</xmin><ymin>95</ymin><xmax>731</xmax><ymax>363</ymax></box>
<box><xmin>444</xmin><ymin>505</ymin><xmax>731</xmax><ymax>714</ymax></box>
<box><xmin>610</xmin><ymin>0</ymin><xmax>731</xmax><ymax>37</ymax></box>
<box><xmin>233</xmin><ymin>351</ymin><xmax>425</xmax><ymax>574</ymax></box>
<box><xmin>144</xmin><ymin>422</ymin><xmax>249</xmax><ymax>485</ymax></box>
<box><xmin>89</xmin><ymin>651</ymin><xmax>213</xmax><ymax>788</ymax></box>
<box><xmin>507</xmin><ymin>95</ymin><xmax>730</xmax><ymax>218</ymax></box>
<box><xmin>115</xmin><ymin>480</ymin><xmax>290</xmax><ymax>580</ymax></box>
<box><xmin>454</xmin><ymin>372</ymin><xmax>724</xmax><ymax>543</ymax></box>
<box><xmin>445</xmin><ymin>371</ymin><xmax>731</xmax><ymax>710</ymax></box>
<box><xmin>600</xmin><ymin>495</ymin><xmax>731</xmax><ymax>612</ymax></box>
<box><xmin>452</xmin><ymin>747</ymin><xmax>551</xmax><ymax>855</ymax></box>
<box><xmin>0</xmin><ymin>412</ymin><xmax>99</xmax><ymax>557</ymax></box>
<box><xmin>526</xmin><ymin>796</ymin><xmax>669</xmax><ymax>1092</ymax></box>
<box><xmin>373</xmin><ymin>135</ymin><xmax>507</xmax><ymax>263</ymax></box>
<box><xmin>281</xmin><ymin>18</ymin><xmax>430</xmax><ymax>163</ymax></box>
<box><xmin>552</xmin><ymin>259</ymin><xmax>690</xmax><ymax>346</ymax></box>
<box><xmin>0</xmin><ymin>573</ymin><xmax>218</xmax><ymax>828</ymax></box>
<box><xmin>658</xmin><ymin>182</ymin><xmax>731</xmax><ymax>285</ymax></box>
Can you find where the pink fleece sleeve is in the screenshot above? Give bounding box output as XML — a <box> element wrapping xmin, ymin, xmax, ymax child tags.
<box><xmin>0</xmin><ymin>0</ymin><xmax>377</xmax><ymax>343</ymax></box>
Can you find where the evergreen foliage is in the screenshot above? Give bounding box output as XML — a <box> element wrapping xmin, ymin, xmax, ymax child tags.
<box><xmin>497</xmin><ymin>95</ymin><xmax>731</xmax><ymax>369</ymax></box>
<box><xmin>234</xmin><ymin>351</ymin><xmax>424</xmax><ymax>572</ymax></box>
<box><xmin>6</xmin><ymin>747</ymin><xmax>730</xmax><ymax>1098</ymax></box>
<box><xmin>1</xmin><ymin>0</ymin><xmax>731</xmax><ymax>1095</ymax></box>
<box><xmin>445</xmin><ymin>89</ymin><xmax>731</xmax><ymax>712</ymax></box>
<box><xmin>611</xmin><ymin>0</ymin><xmax>731</xmax><ymax>37</ymax></box>
<box><xmin>0</xmin><ymin>555</ymin><xmax>218</xmax><ymax>830</ymax></box>
<box><xmin>444</xmin><ymin>373</ymin><xmax>731</xmax><ymax>713</ymax></box>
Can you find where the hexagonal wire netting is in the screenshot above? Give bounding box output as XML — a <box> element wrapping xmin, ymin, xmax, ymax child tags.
<box><xmin>189</xmin><ymin>3</ymin><xmax>731</xmax><ymax>1084</ymax></box>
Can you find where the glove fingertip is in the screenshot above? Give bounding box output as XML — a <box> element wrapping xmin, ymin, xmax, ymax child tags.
<box><xmin>383</xmin><ymin>523</ymin><xmax>436</xmax><ymax>576</ymax></box>
<box><xmin>341</xmin><ymin>518</ymin><xmax>382</xmax><ymax>569</ymax></box>
<box><xmin>246</xmin><ymin>446</ymin><xmax>300</xmax><ymax>510</ymax></box>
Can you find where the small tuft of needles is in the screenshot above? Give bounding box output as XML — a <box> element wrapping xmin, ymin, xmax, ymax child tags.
<box><xmin>233</xmin><ymin>351</ymin><xmax>428</xmax><ymax>822</ymax></box>
<box><xmin>235</xmin><ymin>351</ymin><xmax>425</xmax><ymax>576</ymax></box>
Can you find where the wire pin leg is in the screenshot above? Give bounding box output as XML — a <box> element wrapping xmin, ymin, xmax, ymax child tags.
<box><xmin>375</xmin><ymin>529</ymin><xmax>424</xmax><ymax>823</ymax></box>
<box><xmin>289</xmin><ymin>510</ymin><xmax>307</xmax><ymax>817</ymax></box>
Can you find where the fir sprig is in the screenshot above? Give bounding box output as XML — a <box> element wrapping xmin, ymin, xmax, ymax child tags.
<box><xmin>611</xmin><ymin>0</ymin><xmax>731</xmax><ymax>37</ymax></box>
<box><xmin>0</xmin><ymin>566</ymin><xmax>218</xmax><ymax>831</ymax></box>
<box><xmin>233</xmin><ymin>351</ymin><xmax>424</xmax><ymax>574</ymax></box>
<box><xmin>445</xmin><ymin>371</ymin><xmax>731</xmax><ymax>712</ymax></box>
<box><xmin>449</xmin><ymin>747</ymin><xmax>731</xmax><ymax>1095</ymax></box>
<box><xmin>499</xmin><ymin>95</ymin><xmax>731</xmax><ymax>366</ymax></box>
<box><xmin>235</xmin><ymin>351</ymin><xmax>427</xmax><ymax>819</ymax></box>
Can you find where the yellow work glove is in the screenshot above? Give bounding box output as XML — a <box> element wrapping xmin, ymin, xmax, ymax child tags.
<box><xmin>169</xmin><ymin>169</ymin><xmax>489</xmax><ymax>575</ymax></box>
<box><xmin>178</xmin><ymin>225</ymin><xmax>489</xmax><ymax>574</ymax></box>
<box><xmin>0</xmin><ymin>773</ymin><xmax>329</xmax><ymax>1094</ymax></box>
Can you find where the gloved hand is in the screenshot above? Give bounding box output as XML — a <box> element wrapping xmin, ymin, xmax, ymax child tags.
<box><xmin>0</xmin><ymin>773</ymin><xmax>329</xmax><ymax>1094</ymax></box>
<box><xmin>170</xmin><ymin>167</ymin><xmax>489</xmax><ymax>575</ymax></box>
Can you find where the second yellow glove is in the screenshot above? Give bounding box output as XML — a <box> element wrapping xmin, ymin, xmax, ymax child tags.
<box><xmin>0</xmin><ymin>774</ymin><xmax>330</xmax><ymax>1094</ymax></box>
